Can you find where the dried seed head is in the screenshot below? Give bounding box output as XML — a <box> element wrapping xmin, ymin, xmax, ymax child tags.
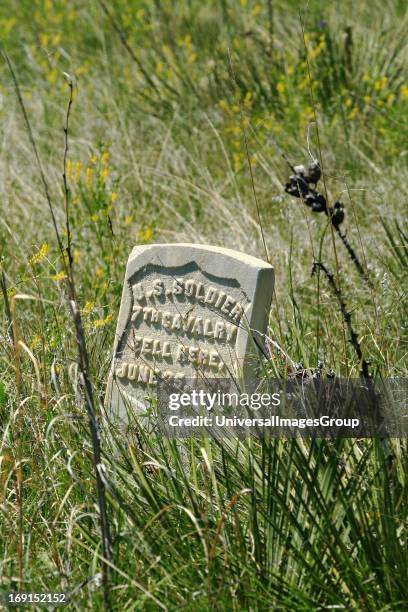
<box><xmin>310</xmin><ymin>192</ymin><xmax>327</xmax><ymax>213</ymax></box>
<box><xmin>306</xmin><ymin>159</ymin><xmax>321</xmax><ymax>184</ymax></box>
<box><xmin>293</xmin><ymin>164</ymin><xmax>307</xmax><ymax>176</ymax></box>
<box><xmin>330</xmin><ymin>201</ymin><xmax>345</xmax><ymax>228</ymax></box>
<box><xmin>285</xmin><ymin>174</ymin><xmax>309</xmax><ymax>198</ymax></box>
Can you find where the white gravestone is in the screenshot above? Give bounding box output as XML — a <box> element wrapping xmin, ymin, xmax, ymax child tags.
<box><xmin>106</xmin><ymin>243</ymin><xmax>274</xmax><ymax>419</ymax></box>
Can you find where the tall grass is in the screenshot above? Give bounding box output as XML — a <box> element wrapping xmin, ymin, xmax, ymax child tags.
<box><xmin>0</xmin><ymin>0</ymin><xmax>407</xmax><ymax>609</ymax></box>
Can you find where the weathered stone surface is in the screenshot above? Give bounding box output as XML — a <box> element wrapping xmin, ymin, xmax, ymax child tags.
<box><xmin>106</xmin><ymin>243</ymin><xmax>274</xmax><ymax>419</ymax></box>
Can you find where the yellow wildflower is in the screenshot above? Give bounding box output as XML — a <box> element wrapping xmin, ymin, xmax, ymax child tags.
<box><xmin>86</xmin><ymin>167</ymin><xmax>94</xmax><ymax>186</ymax></box>
<box><xmin>111</xmin><ymin>191</ymin><xmax>118</xmax><ymax>203</ymax></box>
<box><xmin>125</xmin><ymin>214</ymin><xmax>134</xmax><ymax>225</ymax></box>
<box><xmin>30</xmin><ymin>242</ymin><xmax>49</xmax><ymax>265</ymax></box>
<box><xmin>400</xmin><ymin>85</ymin><xmax>408</xmax><ymax>99</ymax></box>
<box><xmin>139</xmin><ymin>225</ymin><xmax>154</xmax><ymax>242</ymax></box>
<box><xmin>52</xmin><ymin>271</ymin><xmax>67</xmax><ymax>282</ymax></box>
<box><xmin>75</xmin><ymin>160</ymin><xmax>82</xmax><ymax>181</ymax></box>
<box><xmin>308</xmin><ymin>45</ymin><xmax>322</xmax><ymax>61</ymax></box>
<box><xmin>93</xmin><ymin>314</ymin><xmax>113</xmax><ymax>328</ymax></box>
<box><xmin>374</xmin><ymin>76</ymin><xmax>388</xmax><ymax>91</ymax></box>
<box><xmin>100</xmin><ymin>167</ymin><xmax>109</xmax><ymax>182</ymax></box>
<box><xmin>83</xmin><ymin>301</ymin><xmax>95</xmax><ymax>314</ymax></box>
<box><xmin>101</xmin><ymin>150</ymin><xmax>109</xmax><ymax>165</ymax></box>
<box><xmin>224</xmin><ymin>124</ymin><xmax>241</xmax><ymax>136</ymax></box>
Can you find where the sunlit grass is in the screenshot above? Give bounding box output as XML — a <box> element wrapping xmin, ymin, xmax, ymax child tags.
<box><xmin>0</xmin><ymin>0</ymin><xmax>407</xmax><ymax>609</ymax></box>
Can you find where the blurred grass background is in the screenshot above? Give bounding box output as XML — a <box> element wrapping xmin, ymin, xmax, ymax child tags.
<box><xmin>0</xmin><ymin>0</ymin><xmax>407</xmax><ymax>609</ymax></box>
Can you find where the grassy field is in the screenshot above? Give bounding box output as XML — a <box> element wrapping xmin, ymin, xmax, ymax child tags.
<box><xmin>0</xmin><ymin>0</ymin><xmax>407</xmax><ymax>609</ymax></box>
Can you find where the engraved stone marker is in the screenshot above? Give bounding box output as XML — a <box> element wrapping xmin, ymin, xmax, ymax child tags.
<box><xmin>106</xmin><ymin>243</ymin><xmax>274</xmax><ymax>421</ymax></box>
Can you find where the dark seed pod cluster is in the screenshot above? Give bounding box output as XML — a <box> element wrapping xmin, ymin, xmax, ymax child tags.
<box><xmin>285</xmin><ymin>159</ymin><xmax>344</xmax><ymax>226</ymax></box>
<box><xmin>284</xmin><ymin>158</ymin><xmax>367</xmax><ymax>280</ymax></box>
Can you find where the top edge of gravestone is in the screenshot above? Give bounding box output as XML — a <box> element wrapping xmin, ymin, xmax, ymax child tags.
<box><xmin>129</xmin><ymin>243</ymin><xmax>273</xmax><ymax>271</ymax></box>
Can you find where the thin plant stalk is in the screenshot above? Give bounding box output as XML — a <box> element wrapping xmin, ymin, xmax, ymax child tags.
<box><xmin>3</xmin><ymin>53</ymin><xmax>112</xmax><ymax>607</ymax></box>
<box><xmin>298</xmin><ymin>12</ymin><xmax>349</xmax><ymax>369</ymax></box>
<box><xmin>312</xmin><ymin>261</ymin><xmax>370</xmax><ymax>379</ymax></box>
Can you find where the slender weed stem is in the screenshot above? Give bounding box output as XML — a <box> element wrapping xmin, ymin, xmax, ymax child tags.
<box><xmin>312</xmin><ymin>261</ymin><xmax>370</xmax><ymax>378</ymax></box>
<box><xmin>4</xmin><ymin>52</ymin><xmax>113</xmax><ymax>608</ymax></box>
